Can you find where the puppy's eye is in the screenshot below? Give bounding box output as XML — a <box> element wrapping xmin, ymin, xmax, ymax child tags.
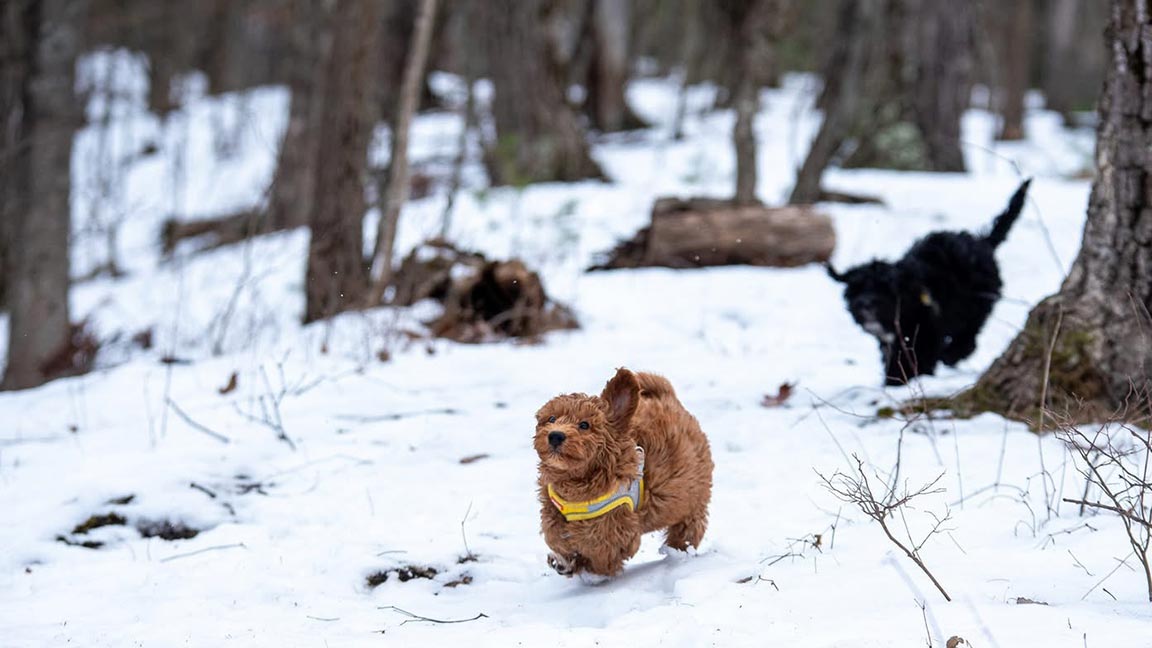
<box><xmin>578</xmin><ymin>421</ymin><xmax>590</xmax><ymax>430</ymax></box>
<box><xmin>547</xmin><ymin>416</ymin><xmax>556</xmax><ymax>423</ymax></box>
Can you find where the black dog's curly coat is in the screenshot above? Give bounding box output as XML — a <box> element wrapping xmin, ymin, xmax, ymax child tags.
<box><xmin>828</xmin><ymin>180</ymin><xmax>1032</xmax><ymax>386</ymax></box>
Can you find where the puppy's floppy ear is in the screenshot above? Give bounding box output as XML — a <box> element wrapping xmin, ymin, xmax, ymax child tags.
<box><xmin>825</xmin><ymin>263</ymin><xmax>846</xmax><ymax>283</ymax></box>
<box><xmin>600</xmin><ymin>367</ymin><xmax>639</xmax><ymax>429</ymax></box>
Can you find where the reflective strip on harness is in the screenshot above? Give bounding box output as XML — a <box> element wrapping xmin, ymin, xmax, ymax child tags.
<box><xmin>548</xmin><ymin>446</ymin><xmax>646</xmax><ymax>522</ymax></box>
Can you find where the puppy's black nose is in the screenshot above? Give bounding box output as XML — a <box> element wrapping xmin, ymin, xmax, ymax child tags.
<box><xmin>547</xmin><ymin>431</ymin><xmax>566</xmax><ymax>448</ymax></box>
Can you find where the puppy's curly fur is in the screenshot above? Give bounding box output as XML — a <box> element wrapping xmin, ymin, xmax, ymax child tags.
<box><xmin>828</xmin><ymin>180</ymin><xmax>1031</xmax><ymax>385</ymax></box>
<box><xmin>534</xmin><ymin>368</ymin><xmax>713</xmax><ymax>577</ymax></box>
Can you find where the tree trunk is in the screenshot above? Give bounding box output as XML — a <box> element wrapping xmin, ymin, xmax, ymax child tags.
<box><xmin>789</xmin><ymin>0</ymin><xmax>885</xmax><ymax>203</ymax></box>
<box><xmin>1</xmin><ymin>0</ymin><xmax>28</xmax><ymax>313</ymax></box>
<box><xmin>303</xmin><ymin>0</ymin><xmax>380</xmax><ymax>324</ymax></box>
<box><xmin>789</xmin><ymin>0</ymin><xmax>973</xmax><ymax>203</ymax></box>
<box><xmin>994</xmin><ymin>0</ymin><xmax>1032</xmax><ymax>141</ymax></box>
<box><xmin>479</xmin><ymin>0</ymin><xmax>604</xmax><ymax>186</ymax></box>
<box><xmin>727</xmin><ymin>1</ymin><xmax>761</xmax><ymax>205</ymax></box>
<box><xmin>265</xmin><ymin>0</ymin><xmax>324</xmax><ymax>233</ymax></box>
<box><xmin>265</xmin><ymin>89</ymin><xmax>319</xmax><ymax>231</ymax></box>
<box><xmin>669</xmin><ymin>0</ymin><xmax>700</xmax><ymax>141</ymax></box>
<box><xmin>585</xmin><ymin>0</ymin><xmax>647</xmax><ymax>132</ymax></box>
<box><xmin>962</xmin><ymin>0</ymin><xmax>1152</xmax><ymax>426</ymax></box>
<box><xmin>3</xmin><ymin>0</ymin><xmax>87</xmax><ymax>390</ymax></box>
<box><xmin>721</xmin><ymin>0</ymin><xmax>786</xmax><ymax>205</ymax></box>
<box><xmin>907</xmin><ymin>0</ymin><xmax>972</xmax><ymax>172</ymax></box>
<box><xmin>732</xmin><ymin>78</ymin><xmax>759</xmax><ymax>205</ymax></box>
<box><xmin>0</xmin><ymin>215</ymin><xmax>7</xmax><ymax>311</ymax></box>
<box><xmin>1042</xmin><ymin>0</ymin><xmax>1107</xmax><ymax>125</ymax></box>
<box><xmin>369</xmin><ymin>0</ymin><xmax>438</xmax><ymax>304</ymax></box>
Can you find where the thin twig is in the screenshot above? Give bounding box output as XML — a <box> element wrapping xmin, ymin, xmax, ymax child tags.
<box><xmin>160</xmin><ymin>542</ymin><xmax>247</xmax><ymax>563</ymax></box>
<box><xmin>918</xmin><ymin>599</ymin><xmax>933</xmax><ymax>647</ymax></box>
<box><xmin>1037</xmin><ymin>309</ymin><xmax>1063</xmax><ymax>521</ymax></box>
<box><xmin>460</xmin><ymin>501</ymin><xmax>476</xmax><ymax>561</ymax></box>
<box><xmin>189</xmin><ymin>482</ymin><xmax>218</xmax><ymax>498</ymax></box>
<box><xmin>1068</xmin><ymin>549</ymin><xmax>1094</xmax><ymax>577</ymax></box>
<box><xmin>1080</xmin><ymin>553</ymin><xmax>1134</xmax><ymax>601</ymax></box>
<box><xmin>165</xmin><ymin>399</ymin><xmax>230</xmax><ymax>444</ymax></box>
<box><xmin>378</xmin><ymin>606</ymin><xmax>488</xmax><ymax>626</ymax></box>
<box><xmin>336</xmin><ymin>408</ymin><xmax>461</xmax><ymax>423</ymax></box>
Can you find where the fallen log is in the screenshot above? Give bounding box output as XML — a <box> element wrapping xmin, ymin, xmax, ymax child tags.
<box><xmin>592</xmin><ymin>197</ymin><xmax>836</xmax><ymax>270</ymax></box>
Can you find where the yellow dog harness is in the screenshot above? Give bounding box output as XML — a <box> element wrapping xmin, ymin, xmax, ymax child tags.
<box><xmin>548</xmin><ymin>446</ymin><xmax>646</xmax><ymax>522</ymax></box>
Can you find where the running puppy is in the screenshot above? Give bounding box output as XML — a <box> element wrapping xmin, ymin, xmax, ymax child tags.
<box><xmin>534</xmin><ymin>368</ymin><xmax>713</xmax><ymax>578</ymax></box>
<box><xmin>827</xmin><ymin>179</ymin><xmax>1032</xmax><ymax>385</ymax></box>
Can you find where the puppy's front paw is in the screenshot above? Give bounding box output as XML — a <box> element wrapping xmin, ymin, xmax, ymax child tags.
<box><xmin>548</xmin><ymin>552</ymin><xmax>576</xmax><ymax>576</ymax></box>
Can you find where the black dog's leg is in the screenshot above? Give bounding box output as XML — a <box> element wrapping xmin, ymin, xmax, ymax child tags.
<box><xmin>884</xmin><ymin>326</ymin><xmax>941</xmax><ymax>386</ymax></box>
<box><xmin>941</xmin><ymin>299</ymin><xmax>994</xmax><ymax>366</ymax></box>
<box><xmin>940</xmin><ymin>331</ymin><xmax>977</xmax><ymax>366</ymax></box>
<box><xmin>913</xmin><ymin>334</ymin><xmax>941</xmax><ymax>378</ymax></box>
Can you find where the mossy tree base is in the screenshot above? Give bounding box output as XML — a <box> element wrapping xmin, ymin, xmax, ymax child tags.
<box><xmin>949</xmin><ymin>299</ymin><xmax>1126</xmax><ymax>430</ymax></box>
<box><xmin>892</xmin><ymin>298</ymin><xmax>1149</xmax><ymax>431</ymax></box>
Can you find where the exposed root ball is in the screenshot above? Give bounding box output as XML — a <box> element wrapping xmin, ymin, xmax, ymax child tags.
<box><xmin>393</xmin><ymin>239</ymin><xmax>578</xmax><ymax>343</ymax></box>
<box><xmin>391</xmin><ymin>239</ymin><xmax>485</xmax><ymax>306</ymax></box>
<box><xmin>430</xmin><ymin>259</ymin><xmax>578</xmax><ymax>342</ymax></box>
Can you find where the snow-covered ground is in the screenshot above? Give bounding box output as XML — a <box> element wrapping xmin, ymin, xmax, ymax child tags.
<box><xmin>2</xmin><ymin>53</ymin><xmax>1149</xmax><ymax>646</ymax></box>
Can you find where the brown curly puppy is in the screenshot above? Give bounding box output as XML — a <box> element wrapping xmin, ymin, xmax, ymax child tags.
<box><xmin>534</xmin><ymin>368</ymin><xmax>713</xmax><ymax>578</ymax></box>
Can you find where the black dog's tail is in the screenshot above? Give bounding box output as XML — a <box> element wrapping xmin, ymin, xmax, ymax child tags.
<box><xmin>984</xmin><ymin>178</ymin><xmax>1032</xmax><ymax>248</ymax></box>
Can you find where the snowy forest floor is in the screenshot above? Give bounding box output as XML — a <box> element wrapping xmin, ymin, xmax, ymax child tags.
<box><xmin>2</xmin><ymin>55</ymin><xmax>1150</xmax><ymax>647</ymax></box>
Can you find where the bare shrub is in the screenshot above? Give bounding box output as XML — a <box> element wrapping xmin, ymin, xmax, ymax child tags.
<box><xmin>1058</xmin><ymin>408</ymin><xmax>1152</xmax><ymax>604</ymax></box>
<box><xmin>819</xmin><ymin>454</ymin><xmax>953</xmax><ymax>602</ymax></box>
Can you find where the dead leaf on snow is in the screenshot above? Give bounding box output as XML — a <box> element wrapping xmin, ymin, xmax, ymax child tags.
<box><xmin>218</xmin><ymin>371</ymin><xmax>238</xmax><ymax>395</ymax></box>
<box><xmin>761</xmin><ymin>382</ymin><xmax>796</xmax><ymax>408</ymax></box>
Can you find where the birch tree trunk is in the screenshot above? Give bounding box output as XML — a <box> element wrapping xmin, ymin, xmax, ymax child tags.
<box><xmin>369</xmin><ymin>0</ymin><xmax>438</xmax><ymax>304</ymax></box>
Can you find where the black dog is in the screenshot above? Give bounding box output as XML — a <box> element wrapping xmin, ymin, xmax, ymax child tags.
<box><xmin>827</xmin><ymin>179</ymin><xmax>1031</xmax><ymax>386</ymax></box>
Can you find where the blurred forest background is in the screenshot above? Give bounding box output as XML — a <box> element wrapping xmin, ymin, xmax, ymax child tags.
<box><xmin>0</xmin><ymin>0</ymin><xmax>1109</xmax><ymax>391</ymax></box>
